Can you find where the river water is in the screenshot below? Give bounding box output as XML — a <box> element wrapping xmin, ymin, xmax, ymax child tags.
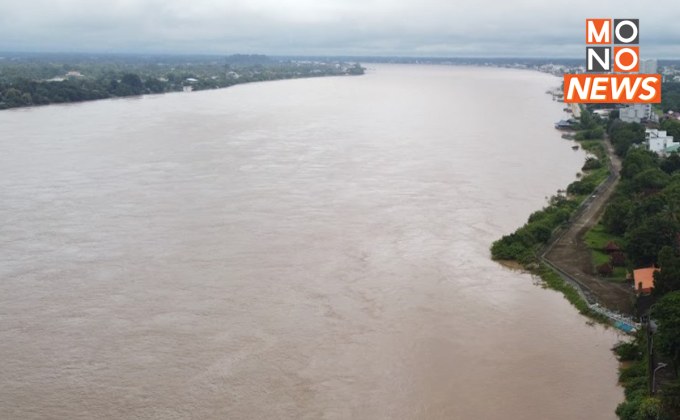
<box><xmin>0</xmin><ymin>65</ymin><xmax>622</xmax><ymax>419</ymax></box>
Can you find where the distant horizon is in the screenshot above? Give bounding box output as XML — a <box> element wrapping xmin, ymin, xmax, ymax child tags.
<box><xmin>3</xmin><ymin>1</ymin><xmax>680</xmax><ymax>59</ymax></box>
<box><xmin>2</xmin><ymin>50</ymin><xmax>680</xmax><ymax>62</ymax></box>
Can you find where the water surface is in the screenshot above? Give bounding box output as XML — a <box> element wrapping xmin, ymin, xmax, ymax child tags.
<box><xmin>0</xmin><ymin>65</ymin><xmax>622</xmax><ymax>419</ymax></box>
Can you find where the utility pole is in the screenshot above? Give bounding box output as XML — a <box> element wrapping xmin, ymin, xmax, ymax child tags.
<box><xmin>647</xmin><ymin>318</ymin><xmax>658</xmax><ymax>395</ymax></box>
<box><xmin>653</xmin><ymin>363</ymin><xmax>668</xmax><ymax>395</ymax></box>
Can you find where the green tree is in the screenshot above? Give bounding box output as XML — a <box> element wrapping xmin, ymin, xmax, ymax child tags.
<box><xmin>603</xmin><ymin>197</ymin><xmax>633</xmax><ymax>235</ymax></box>
<box><xmin>652</xmin><ymin>291</ymin><xmax>680</xmax><ymax>376</ymax></box>
<box><xmin>610</xmin><ymin>120</ymin><xmax>646</xmax><ymax>157</ymax></box>
<box><xmin>622</xmin><ymin>149</ymin><xmax>659</xmax><ymax>180</ymax></box>
<box><xmin>661</xmin><ymin>382</ymin><xmax>680</xmax><ymax>419</ymax></box>
<box><xmin>662</xmin><ymin>119</ymin><xmax>680</xmax><ymax>141</ymax></box>
<box><xmin>654</xmin><ymin>247</ymin><xmax>680</xmax><ymax>296</ymax></box>
<box><xmin>626</xmin><ymin>215</ymin><xmax>680</xmax><ymax>267</ymax></box>
<box><xmin>631</xmin><ymin>168</ymin><xmax>671</xmax><ymax>193</ymax></box>
<box><xmin>2</xmin><ymin>87</ymin><xmax>24</xmax><ymax>107</ymax></box>
<box><xmin>579</xmin><ymin>109</ymin><xmax>597</xmax><ymax>129</ymax></box>
<box><xmin>661</xmin><ymin>82</ymin><xmax>680</xmax><ymax>113</ymax></box>
<box><xmin>661</xmin><ymin>153</ymin><xmax>680</xmax><ymax>174</ymax></box>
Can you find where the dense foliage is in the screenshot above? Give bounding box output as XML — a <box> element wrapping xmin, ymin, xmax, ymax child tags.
<box><xmin>582</xmin><ymin>157</ymin><xmax>603</xmax><ymax>170</ymax></box>
<box><xmin>614</xmin><ymin>334</ymin><xmax>664</xmax><ymax>420</ymax></box>
<box><xmin>491</xmin><ymin>195</ymin><xmax>578</xmax><ymax>263</ymax></box>
<box><xmin>593</xmin><ymin>115</ymin><xmax>680</xmax><ymax>419</ymax></box>
<box><xmin>0</xmin><ymin>54</ymin><xmax>365</xmax><ymax>110</ymax></box>
<box><xmin>608</xmin><ymin>119</ymin><xmax>646</xmax><ymax>156</ymax></box>
<box><xmin>662</xmin><ymin>82</ymin><xmax>680</xmax><ymax>113</ymax></box>
<box><xmin>600</xmin><ymin>147</ymin><xmax>680</xmax><ymax>271</ymax></box>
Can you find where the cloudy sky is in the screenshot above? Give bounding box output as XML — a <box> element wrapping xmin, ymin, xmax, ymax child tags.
<box><xmin>1</xmin><ymin>0</ymin><xmax>679</xmax><ymax>58</ymax></box>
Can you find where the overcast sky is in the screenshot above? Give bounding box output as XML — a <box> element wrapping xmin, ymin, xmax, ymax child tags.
<box><xmin>1</xmin><ymin>0</ymin><xmax>679</xmax><ymax>58</ymax></box>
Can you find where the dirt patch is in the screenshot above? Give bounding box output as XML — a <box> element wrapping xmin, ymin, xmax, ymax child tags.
<box><xmin>542</xmin><ymin>139</ymin><xmax>635</xmax><ymax>314</ymax></box>
<box><xmin>497</xmin><ymin>260</ymin><xmax>526</xmax><ymax>271</ymax></box>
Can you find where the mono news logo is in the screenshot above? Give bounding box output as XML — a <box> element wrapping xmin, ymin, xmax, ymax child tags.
<box><xmin>564</xmin><ymin>19</ymin><xmax>661</xmax><ymax>104</ymax></box>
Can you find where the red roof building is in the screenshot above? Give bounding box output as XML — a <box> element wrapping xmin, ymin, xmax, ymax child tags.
<box><xmin>633</xmin><ymin>267</ymin><xmax>659</xmax><ymax>295</ymax></box>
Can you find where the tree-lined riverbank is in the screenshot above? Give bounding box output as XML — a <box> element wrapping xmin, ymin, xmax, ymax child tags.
<box><xmin>0</xmin><ymin>53</ymin><xmax>364</xmax><ymax>110</ymax></box>
<box><xmin>492</xmin><ymin>95</ymin><xmax>680</xmax><ymax>419</ymax></box>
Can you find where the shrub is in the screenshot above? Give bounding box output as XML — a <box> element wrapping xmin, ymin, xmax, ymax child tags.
<box><xmin>567</xmin><ymin>178</ymin><xmax>598</xmax><ymax>195</ymax></box>
<box><xmin>582</xmin><ymin>157</ymin><xmax>603</xmax><ymax>171</ymax></box>
<box><xmin>527</xmin><ymin>222</ymin><xmax>553</xmax><ymax>244</ymax></box>
<box><xmin>610</xmin><ymin>251</ymin><xmax>627</xmax><ymax>267</ymax></box>
<box><xmin>613</xmin><ymin>341</ymin><xmax>642</xmax><ymax>361</ymax></box>
<box><xmin>597</xmin><ymin>262</ymin><xmax>614</xmax><ymax>276</ymax></box>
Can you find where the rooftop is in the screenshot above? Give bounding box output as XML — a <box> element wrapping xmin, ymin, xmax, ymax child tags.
<box><xmin>633</xmin><ymin>267</ymin><xmax>658</xmax><ymax>294</ymax></box>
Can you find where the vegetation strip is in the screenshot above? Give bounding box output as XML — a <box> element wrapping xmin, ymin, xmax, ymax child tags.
<box><xmin>0</xmin><ymin>54</ymin><xmax>364</xmax><ymax>110</ymax></box>
<box><xmin>492</xmin><ymin>89</ymin><xmax>680</xmax><ymax>418</ymax></box>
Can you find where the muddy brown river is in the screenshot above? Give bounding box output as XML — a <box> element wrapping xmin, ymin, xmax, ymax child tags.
<box><xmin>0</xmin><ymin>65</ymin><xmax>623</xmax><ymax>419</ymax></box>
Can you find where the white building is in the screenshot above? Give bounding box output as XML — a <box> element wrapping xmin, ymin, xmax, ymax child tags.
<box><xmin>646</xmin><ymin>129</ymin><xmax>678</xmax><ymax>155</ymax></box>
<box><xmin>593</xmin><ymin>109</ymin><xmax>613</xmax><ymax>118</ymax></box>
<box><xmin>639</xmin><ymin>59</ymin><xmax>658</xmax><ymax>75</ymax></box>
<box><xmin>620</xmin><ymin>104</ymin><xmax>653</xmax><ymax>123</ymax></box>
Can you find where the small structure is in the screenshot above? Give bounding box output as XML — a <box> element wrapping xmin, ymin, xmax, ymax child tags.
<box><xmin>646</xmin><ymin>129</ymin><xmax>678</xmax><ymax>155</ymax></box>
<box><xmin>633</xmin><ymin>267</ymin><xmax>659</xmax><ymax>295</ymax></box>
<box><xmin>604</xmin><ymin>241</ymin><xmax>621</xmax><ymax>253</ymax></box>
<box><xmin>555</xmin><ymin>119</ymin><xmax>576</xmax><ymax>130</ymax></box>
<box><xmin>665</xmin><ymin>144</ymin><xmax>680</xmax><ymax>155</ymax></box>
<box><xmin>593</xmin><ymin>109</ymin><xmax>613</xmax><ymax>119</ymax></box>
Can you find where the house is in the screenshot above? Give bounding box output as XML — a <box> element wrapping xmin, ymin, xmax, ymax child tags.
<box><xmin>555</xmin><ymin>119</ymin><xmax>576</xmax><ymax>130</ymax></box>
<box><xmin>633</xmin><ymin>267</ymin><xmax>658</xmax><ymax>295</ymax></box>
<box><xmin>646</xmin><ymin>129</ymin><xmax>678</xmax><ymax>155</ymax></box>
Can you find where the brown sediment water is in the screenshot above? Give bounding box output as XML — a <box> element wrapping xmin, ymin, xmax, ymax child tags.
<box><xmin>0</xmin><ymin>64</ymin><xmax>622</xmax><ymax>419</ymax></box>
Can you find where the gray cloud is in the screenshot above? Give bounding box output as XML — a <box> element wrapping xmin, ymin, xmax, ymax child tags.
<box><xmin>0</xmin><ymin>0</ymin><xmax>679</xmax><ymax>57</ymax></box>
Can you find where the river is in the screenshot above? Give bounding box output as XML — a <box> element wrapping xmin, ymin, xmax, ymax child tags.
<box><xmin>0</xmin><ymin>64</ymin><xmax>622</xmax><ymax>419</ymax></box>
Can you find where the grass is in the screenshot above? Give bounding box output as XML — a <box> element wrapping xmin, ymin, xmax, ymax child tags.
<box><xmin>585</xmin><ymin>222</ymin><xmax>625</xmax><ymax>249</ymax></box>
<box><xmin>577</xmin><ymin>138</ymin><xmax>610</xmax><ymax>185</ymax></box>
<box><xmin>585</xmin><ymin>223</ymin><xmax>628</xmax><ymax>281</ymax></box>
<box><xmin>587</xmin><ymin>166</ymin><xmax>609</xmax><ymax>186</ymax></box>
<box><xmin>579</xmin><ymin>139</ymin><xmax>607</xmax><ymax>160</ymax></box>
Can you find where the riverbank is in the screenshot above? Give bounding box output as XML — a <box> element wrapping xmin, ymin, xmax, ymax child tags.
<box><xmin>541</xmin><ymin>136</ymin><xmax>635</xmax><ymax>314</ymax></box>
<box><xmin>491</xmin><ymin>105</ymin><xmax>636</xmax><ymax>330</ymax></box>
<box><xmin>0</xmin><ymin>54</ymin><xmax>365</xmax><ymax>110</ymax></box>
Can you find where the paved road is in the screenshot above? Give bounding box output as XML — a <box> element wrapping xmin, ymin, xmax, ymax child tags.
<box><xmin>542</xmin><ymin>138</ymin><xmax>635</xmax><ymax>314</ymax></box>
